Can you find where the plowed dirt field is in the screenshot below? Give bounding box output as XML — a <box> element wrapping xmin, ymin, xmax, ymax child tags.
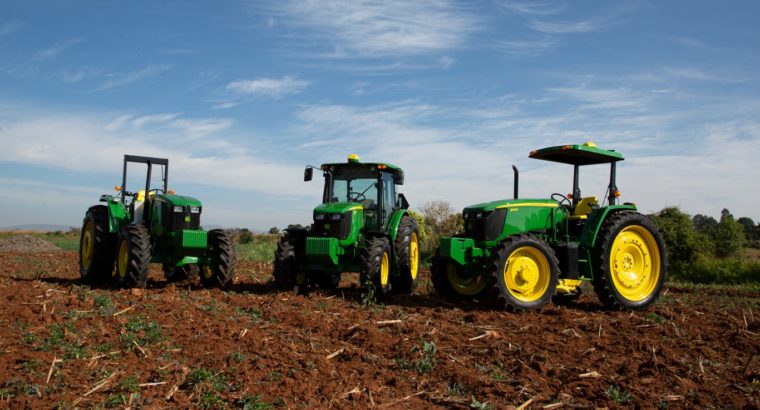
<box><xmin>0</xmin><ymin>249</ymin><xmax>758</xmax><ymax>409</ymax></box>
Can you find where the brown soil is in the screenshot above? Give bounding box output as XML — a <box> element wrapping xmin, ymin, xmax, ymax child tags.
<box><xmin>0</xmin><ymin>235</ymin><xmax>62</xmax><ymax>253</ymax></box>
<box><xmin>0</xmin><ymin>251</ymin><xmax>758</xmax><ymax>409</ymax></box>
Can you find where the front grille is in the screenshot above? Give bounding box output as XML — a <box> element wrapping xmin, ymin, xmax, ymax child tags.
<box><xmin>463</xmin><ymin>209</ymin><xmax>506</xmax><ymax>241</ymax></box>
<box><xmin>162</xmin><ymin>204</ymin><xmax>201</xmax><ymax>231</ymax></box>
<box><xmin>311</xmin><ymin>213</ymin><xmax>352</xmax><ymax>240</ymax></box>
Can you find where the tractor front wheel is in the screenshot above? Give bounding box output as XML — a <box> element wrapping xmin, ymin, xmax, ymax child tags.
<box><xmin>116</xmin><ymin>225</ymin><xmax>151</xmax><ymax>288</ymax></box>
<box><xmin>199</xmin><ymin>229</ymin><xmax>237</xmax><ymax>288</ymax></box>
<box><xmin>491</xmin><ymin>234</ymin><xmax>559</xmax><ymax>312</ymax></box>
<box><xmin>593</xmin><ymin>212</ymin><xmax>667</xmax><ymax>310</ymax></box>
<box><xmin>273</xmin><ymin>234</ymin><xmax>307</xmax><ymax>292</ymax></box>
<box><xmin>360</xmin><ymin>237</ymin><xmax>392</xmax><ymax>299</ymax></box>
<box><xmin>392</xmin><ymin>215</ymin><xmax>420</xmax><ymax>293</ymax></box>
<box><xmin>431</xmin><ymin>252</ymin><xmax>488</xmax><ymax>298</ymax></box>
<box><xmin>79</xmin><ymin>205</ymin><xmax>117</xmax><ymax>284</ymax></box>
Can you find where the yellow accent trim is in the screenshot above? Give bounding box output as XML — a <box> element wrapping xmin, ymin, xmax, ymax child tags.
<box><xmin>118</xmin><ymin>240</ymin><xmax>129</xmax><ymax>277</ymax></box>
<box><xmin>380</xmin><ymin>251</ymin><xmax>389</xmax><ymax>287</ymax></box>
<box><xmin>202</xmin><ymin>265</ymin><xmax>213</xmax><ymax>279</ymax></box>
<box><xmin>504</xmin><ymin>246</ymin><xmax>551</xmax><ymax>302</ymax></box>
<box><xmin>409</xmin><ymin>232</ymin><xmax>419</xmax><ymax>280</ymax></box>
<box><xmin>496</xmin><ymin>203</ymin><xmax>559</xmax><ymax>209</ymax></box>
<box><xmin>81</xmin><ymin>221</ymin><xmax>94</xmax><ymax>270</ymax></box>
<box><xmin>609</xmin><ymin>225</ymin><xmax>661</xmax><ymax>302</ymax></box>
<box><xmin>446</xmin><ymin>263</ymin><xmax>486</xmax><ymax>296</ymax></box>
<box><xmin>556</xmin><ymin>279</ymin><xmax>582</xmax><ymax>294</ymax></box>
<box><xmin>347</xmin><ymin>153</ymin><xmax>360</xmax><ymax>162</ymax></box>
<box><xmin>348</xmin><ymin>206</ymin><xmax>363</xmax><ymax>212</ymax></box>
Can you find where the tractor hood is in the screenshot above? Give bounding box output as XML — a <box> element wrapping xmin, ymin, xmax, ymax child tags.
<box><xmin>159</xmin><ymin>194</ymin><xmax>202</xmax><ymax>207</ymax></box>
<box><xmin>464</xmin><ymin>198</ymin><xmax>558</xmax><ymax>212</ymax></box>
<box><xmin>314</xmin><ymin>202</ymin><xmax>363</xmax><ymax>214</ymax></box>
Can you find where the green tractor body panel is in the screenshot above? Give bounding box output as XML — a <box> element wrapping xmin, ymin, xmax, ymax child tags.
<box><xmin>579</xmin><ymin>204</ymin><xmax>637</xmax><ymax>248</ymax></box>
<box><xmin>385</xmin><ymin>209</ymin><xmax>409</xmax><ymax>241</ymax></box>
<box><xmin>102</xmin><ymin>195</ymin><xmax>130</xmax><ymax>234</ymax></box>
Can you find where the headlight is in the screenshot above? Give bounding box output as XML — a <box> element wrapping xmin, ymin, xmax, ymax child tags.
<box><xmin>190</xmin><ymin>206</ymin><xmax>201</xmax><ymax>214</ymax></box>
<box><xmin>330</xmin><ymin>213</ymin><xmax>342</xmax><ymax>221</ymax></box>
<box><xmin>475</xmin><ymin>212</ymin><xmax>483</xmax><ymax>219</ymax></box>
<box><xmin>314</xmin><ymin>213</ymin><xmax>326</xmax><ymax>221</ymax></box>
<box><xmin>173</xmin><ymin>206</ymin><xmax>184</xmax><ymax>213</ymax></box>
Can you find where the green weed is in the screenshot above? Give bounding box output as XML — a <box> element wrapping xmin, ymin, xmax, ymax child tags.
<box><xmin>606</xmin><ymin>384</ymin><xmax>633</xmax><ymax>404</ymax></box>
<box><xmin>237</xmin><ymin>395</ymin><xmax>274</xmax><ymax>410</ymax></box>
<box><xmin>470</xmin><ymin>396</ymin><xmax>491</xmax><ymax>410</ymax></box>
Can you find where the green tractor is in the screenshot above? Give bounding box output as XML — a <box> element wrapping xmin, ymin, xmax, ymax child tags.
<box><xmin>274</xmin><ymin>154</ymin><xmax>419</xmax><ymax>297</ymax></box>
<box><xmin>79</xmin><ymin>155</ymin><xmax>236</xmax><ymax>288</ymax></box>
<box><xmin>432</xmin><ymin>142</ymin><xmax>667</xmax><ymax>311</ymax></box>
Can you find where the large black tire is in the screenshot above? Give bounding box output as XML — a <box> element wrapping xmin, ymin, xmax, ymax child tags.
<box><xmin>392</xmin><ymin>215</ymin><xmax>420</xmax><ymax>293</ymax></box>
<box><xmin>273</xmin><ymin>234</ymin><xmax>307</xmax><ymax>292</ymax></box>
<box><xmin>360</xmin><ymin>237</ymin><xmax>392</xmax><ymax>299</ymax></box>
<box><xmin>491</xmin><ymin>234</ymin><xmax>559</xmax><ymax>312</ymax></box>
<box><xmin>431</xmin><ymin>251</ymin><xmax>489</xmax><ymax>299</ymax></box>
<box><xmin>199</xmin><ymin>229</ymin><xmax>237</xmax><ymax>288</ymax></box>
<box><xmin>163</xmin><ymin>264</ymin><xmax>196</xmax><ymax>283</ymax></box>
<box><xmin>593</xmin><ymin>211</ymin><xmax>667</xmax><ymax>310</ymax></box>
<box><xmin>115</xmin><ymin>224</ymin><xmax>151</xmax><ymax>288</ymax></box>
<box><xmin>79</xmin><ymin>205</ymin><xmax>117</xmax><ymax>283</ymax></box>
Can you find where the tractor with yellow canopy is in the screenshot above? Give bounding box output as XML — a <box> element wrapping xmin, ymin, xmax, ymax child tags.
<box><xmin>432</xmin><ymin>142</ymin><xmax>667</xmax><ymax>311</ymax></box>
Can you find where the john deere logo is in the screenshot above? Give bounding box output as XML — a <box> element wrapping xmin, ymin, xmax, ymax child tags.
<box><xmin>184</xmin><ymin>216</ymin><xmax>191</xmax><ymax>223</ymax></box>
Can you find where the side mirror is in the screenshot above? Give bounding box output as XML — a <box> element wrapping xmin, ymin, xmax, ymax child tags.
<box><xmin>397</xmin><ymin>193</ymin><xmax>409</xmax><ymax>209</ymax></box>
<box><xmin>304</xmin><ymin>167</ymin><xmax>313</xmax><ymax>182</ymax></box>
<box><xmin>396</xmin><ymin>171</ymin><xmax>404</xmax><ymax>185</ymax></box>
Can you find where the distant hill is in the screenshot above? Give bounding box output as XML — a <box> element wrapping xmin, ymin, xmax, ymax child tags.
<box><xmin>0</xmin><ymin>224</ymin><xmax>76</xmax><ymax>232</ymax></box>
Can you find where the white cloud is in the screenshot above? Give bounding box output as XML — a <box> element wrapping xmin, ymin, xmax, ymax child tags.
<box><xmin>226</xmin><ymin>76</ymin><xmax>309</xmax><ymax>98</ymax></box>
<box><xmin>527</xmin><ymin>19</ymin><xmax>608</xmax><ymax>34</ymax></box>
<box><xmin>493</xmin><ymin>0</ymin><xmax>564</xmax><ymax>16</ymax></box>
<box><xmin>497</xmin><ymin>36</ymin><xmax>557</xmax><ymax>56</ymax></box>
<box><xmin>33</xmin><ymin>37</ymin><xmax>84</xmax><ymax>61</ymax></box>
<box><xmin>266</xmin><ymin>0</ymin><xmax>478</xmax><ymax>57</ymax></box>
<box><xmin>95</xmin><ymin>64</ymin><xmax>171</xmax><ymax>91</ymax></box>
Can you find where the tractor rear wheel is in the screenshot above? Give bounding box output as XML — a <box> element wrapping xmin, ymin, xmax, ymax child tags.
<box><xmin>431</xmin><ymin>252</ymin><xmax>489</xmax><ymax>298</ymax></box>
<box><xmin>116</xmin><ymin>224</ymin><xmax>151</xmax><ymax>288</ymax></box>
<box><xmin>491</xmin><ymin>234</ymin><xmax>559</xmax><ymax>312</ymax></box>
<box><xmin>392</xmin><ymin>215</ymin><xmax>420</xmax><ymax>293</ymax></box>
<box><xmin>273</xmin><ymin>234</ymin><xmax>307</xmax><ymax>292</ymax></box>
<box><xmin>593</xmin><ymin>211</ymin><xmax>667</xmax><ymax>310</ymax></box>
<box><xmin>360</xmin><ymin>237</ymin><xmax>392</xmax><ymax>299</ymax></box>
<box><xmin>163</xmin><ymin>264</ymin><xmax>196</xmax><ymax>283</ymax></box>
<box><xmin>199</xmin><ymin>229</ymin><xmax>236</xmax><ymax>288</ymax></box>
<box><xmin>79</xmin><ymin>205</ymin><xmax>117</xmax><ymax>283</ymax></box>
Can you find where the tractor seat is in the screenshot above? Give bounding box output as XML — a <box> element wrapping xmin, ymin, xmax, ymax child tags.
<box><xmin>361</xmin><ymin>199</ymin><xmax>376</xmax><ymax>209</ymax></box>
<box><xmin>569</xmin><ymin>196</ymin><xmax>598</xmax><ymax>220</ymax></box>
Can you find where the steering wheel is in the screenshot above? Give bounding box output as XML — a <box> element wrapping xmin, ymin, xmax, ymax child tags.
<box><xmin>348</xmin><ymin>192</ymin><xmax>366</xmax><ymax>202</ymax></box>
<box><xmin>551</xmin><ymin>193</ymin><xmax>571</xmax><ymax>207</ymax></box>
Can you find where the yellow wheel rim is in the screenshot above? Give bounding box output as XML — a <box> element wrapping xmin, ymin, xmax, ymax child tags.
<box><xmin>380</xmin><ymin>251</ymin><xmax>389</xmax><ymax>287</ymax></box>
<box><xmin>409</xmin><ymin>232</ymin><xmax>419</xmax><ymax>280</ymax></box>
<box><xmin>81</xmin><ymin>221</ymin><xmax>94</xmax><ymax>270</ymax></box>
<box><xmin>609</xmin><ymin>225</ymin><xmax>660</xmax><ymax>302</ymax></box>
<box><xmin>202</xmin><ymin>266</ymin><xmax>213</xmax><ymax>279</ymax></box>
<box><xmin>504</xmin><ymin>246</ymin><xmax>551</xmax><ymax>302</ymax></box>
<box><xmin>447</xmin><ymin>263</ymin><xmax>486</xmax><ymax>296</ymax></box>
<box><xmin>117</xmin><ymin>240</ymin><xmax>129</xmax><ymax>277</ymax></box>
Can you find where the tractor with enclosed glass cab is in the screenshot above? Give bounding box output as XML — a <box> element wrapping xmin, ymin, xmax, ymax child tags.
<box><xmin>274</xmin><ymin>154</ymin><xmax>419</xmax><ymax>297</ymax></box>
<box><xmin>78</xmin><ymin>155</ymin><xmax>236</xmax><ymax>288</ymax></box>
<box><xmin>432</xmin><ymin>142</ymin><xmax>667</xmax><ymax>311</ymax></box>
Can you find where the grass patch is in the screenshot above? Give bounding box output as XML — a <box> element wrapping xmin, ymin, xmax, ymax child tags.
<box><xmin>119</xmin><ymin>316</ymin><xmax>164</xmax><ymax>349</ymax></box>
<box><xmin>237</xmin><ymin>395</ymin><xmax>273</xmax><ymax>410</ymax></box>
<box><xmin>395</xmin><ymin>339</ymin><xmax>437</xmax><ymax>374</ymax></box>
<box><xmin>46</xmin><ymin>234</ymin><xmax>80</xmax><ymax>251</ymax></box>
<box><xmin>236</xmin><ymin>235</ymin><xmax>278</xmax><ymax>262</ymax></box>
<box><xmin>606</xmin><ymin>384</ymin><xmax>633</xmax><ymax>404</ymax></box>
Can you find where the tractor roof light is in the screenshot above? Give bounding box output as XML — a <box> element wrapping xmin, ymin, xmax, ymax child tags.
<box><xmin>168</xmin><ymin>188</ymin><xmax>174</xmax><ymax>195</ymax></box>
<box><xmin>114</xmin><ymin>185</ymin><xmax>121</xmax><ymax>192</ymax></box>
<box><xmin>377</xmin><ymin>164</ymin><xmax>387</xmax><ymax>169</ymax></box>
<box><xmin>583</xmin><ymin>141</ymin><xmax>597</xmax><ymax>147</ymax></box>
<box><xmin>614</xmin><ymin>190</ymin><xmax>621</xmax><ymax>198</ymax></box>
<box><xmin>347</xmin><ymin>154</ymin><xmax>360</xmax><ymax>163</ymax></box>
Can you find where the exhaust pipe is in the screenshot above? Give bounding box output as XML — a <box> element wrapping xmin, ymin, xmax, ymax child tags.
<box><xmin>512</xmin><ymin>165</ymin><xmax>519</xmax><ymax>199</ymax></box>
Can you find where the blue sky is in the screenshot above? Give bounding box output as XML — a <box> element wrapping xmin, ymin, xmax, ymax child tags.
<box><xmin>1</xmin><ymin>0</ymin><xmax>759</xmax><ymax>229</ymax></box>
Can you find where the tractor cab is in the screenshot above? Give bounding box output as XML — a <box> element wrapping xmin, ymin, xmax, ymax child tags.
<box><xmin>529</xmin><ymin>142</ymin><xmax>624</xmax><ymax>220</ymax></box>
<box><xmin>305</xmin><ymin>154</ymin><xmax>407</xmax><ymax>232</ymax></box>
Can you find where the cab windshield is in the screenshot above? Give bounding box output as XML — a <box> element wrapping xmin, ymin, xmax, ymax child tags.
<box><xmin>328</xmin><ymin>167</ymin><xmax>378</xmax><ymax>209</ymax></box>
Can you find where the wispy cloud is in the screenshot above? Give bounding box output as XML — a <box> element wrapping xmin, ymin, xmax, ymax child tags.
<box><xmin>497</xmin><ymin>37</ymin><xmax>557</xmax><ymax>56</ymax></box>
<box><xmin>0</xmin><ymin>21</ymin><xmax>23</xmax><ymax>38</ymax></box>
<box><xmin>95</xmin><ymin>64</ymin><xmax>171</xmax><ymax>91</ymax></box>
<box><xmin>33</xmin><ymin>37</ymin><xmax>84</xmax><ymax>61</ymax></box>
<box><xmin>493</xmin><ymin>0</ymin><xmax>564</xmax><ymax>16</ymax></box>
<box><xmin>527</xmin><ymin>19</ymin><xmax>609</xmax><ymax>34</ymax></box>
<box><xmin>226</xmin><ymin>76</ymin><xmax>309</xmax><ymax>97</ymax></box>
<box><xmin>107</xmin><ymin>112</ymin><xmax>234</xmax><ymax>138</ymax></box>
<box><xmin>265</xmin><ymin>0</ymin><xmax>478</xmax><ymax>57</ymax></box>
